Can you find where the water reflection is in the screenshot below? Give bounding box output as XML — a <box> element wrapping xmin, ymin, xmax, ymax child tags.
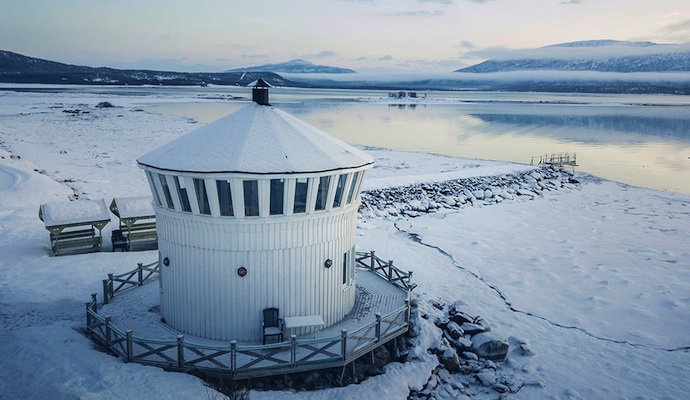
<box><xmin>140</xmin><ymin>95</ymin><xmax>690</xmax><ymax>194</ymax></box>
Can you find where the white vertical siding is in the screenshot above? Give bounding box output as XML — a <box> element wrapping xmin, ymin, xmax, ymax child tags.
<box><xmin>157</xmin><ymin>205</ymin><xmax>358</xmax><ymax>341</ymax></box>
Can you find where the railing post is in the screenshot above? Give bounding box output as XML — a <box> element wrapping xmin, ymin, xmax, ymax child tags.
<box><xmin>125</xmin><ymin>330</ymin><xmax>133</xmax><ymax>362</ymax></box>
<box><xmin>375</xmin><ymin>313</ymin><xmax>381</xmax><ymax>342</ymax></box>
<box><xmin>340</xmin><ymin>329</ymin><xmax>348</xmax><ymax>361</ymax></box>
<box><xmin>290</xmin><ymin>335</ymin><xmax>297</xmax><ymax>367</ymax></box>
<box><xmin>91</xmin><ymin>293</ymin><xmax>97</xmax><ymax>313</ymax></box>
<box><xmin>407</xmin><ymin>270</ymin><xmax>413</xmax><ymax>289</ymax></box>
<box><xmin>388</xmin><ymin>260</ymin><xmax>394</xmax><ymax>282</ymax></box>
<box><xmin>370</xmin><ymin>251</ymin><xmax>375</xmax><ymax>271</ymax></box>
<box><xmin>137</xmin><ymin>263</ymin><xmax>143</xmax><ymax>286</ymax></box>
<box><xmin>404</xmin><ymin>299</ymin><xmax>411</xmax><ymax>326</ymax></box>
<box><xmin>230</xmin><ymin>340</ymin><xmax>237</xmax><ymax>372</ymax></box>
<box><xmin>85</xmin><ymin>302</ymin><xmax>91</xmax><ymax>326</ymax></box>
<box><xmin>105</xmin><ymin>316</ymin><xmax>112</xmax><ymax>350</ymax></box>
<box><xmin>177</xmin><ymin>335</ymin><xmax>184</xmax><ymax>369</ymax></box>
<box><xmin>108</xmin><ymin>273</ymin><xmax>114</xmax><ymax>298</ymax></box>
<box><xmin>102</xmin><ymin>279</ymin><xmax>110</xmax><ymax>305</ymax></box>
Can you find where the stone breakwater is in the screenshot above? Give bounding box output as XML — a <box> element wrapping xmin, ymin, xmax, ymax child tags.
<box><xmin>359</xmin><ymin>167</ymin><xmax>580</xmax><ymax>218</ymax></box>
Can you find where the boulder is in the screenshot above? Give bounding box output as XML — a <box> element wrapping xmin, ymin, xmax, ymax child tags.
<box><xmin>460</xmin><ymin>322</ymin><xmax>487</xmax><ymax>336</ymax></box>
<box><xmin>472</xmin><ymin>332</ymin><xmax>510</xmax><ymax>361</ymax></box>
<box><xmin>439</xmin><ymin>348</ymin><xmax>461</xmax><ymax>373</ymax></box>
<box><xmin>445</xmin><ymin>321</ymin><xmax>464</xmax><ymax>340</ymax></box>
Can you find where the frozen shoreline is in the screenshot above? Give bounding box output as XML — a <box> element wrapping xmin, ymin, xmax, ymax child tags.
<box><xmin>1</xmin><ymin>90</ymin><xmax>689</xmax><ymax>399</ymax></box>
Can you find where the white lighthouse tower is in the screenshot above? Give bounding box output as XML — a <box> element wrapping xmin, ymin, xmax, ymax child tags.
<box><xmin>137</xmin><ymin>82</ymin><xmax>373</xmax><ymax>341</ymax></box>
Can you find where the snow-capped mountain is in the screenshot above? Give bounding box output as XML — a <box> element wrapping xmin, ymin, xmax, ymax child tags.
<box><xmin>226</xmin><ymin>59</ymin><xmax>356</xmax><ymax>74</ymax></box>
<box><xmin>456</xmin><ymin>40</ymin><xmax>690</xmax><ymax>73</ymax></box>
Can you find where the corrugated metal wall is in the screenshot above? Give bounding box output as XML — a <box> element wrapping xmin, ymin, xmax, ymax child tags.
<box><xmin>157</xmin><ymin>206</ymin><xmax>358</xmax><ymax>341</ymax></box>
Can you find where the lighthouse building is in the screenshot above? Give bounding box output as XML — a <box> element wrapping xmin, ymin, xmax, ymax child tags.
<box><xmin>137</xmin><ymin>85</ymin><xmax>373</xmax><ymax>341</ymax></box>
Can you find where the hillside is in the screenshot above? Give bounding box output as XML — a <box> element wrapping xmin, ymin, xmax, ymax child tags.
<box><xmin>226</xmin><ymin>59</ymin><xmax>356</xmax><ymax>74</ymax></box>
<box><xmin>456</xmin><ymin>40</ymin><xmax>690</xmax><ymax>73</ymax></box>
<box><xmin>0</xmin><ymin>50</ymin><xmax>299</xmax><ymax>87</ymax></box>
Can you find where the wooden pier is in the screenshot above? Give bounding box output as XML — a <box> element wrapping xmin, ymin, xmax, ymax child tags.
<box><xmin>531</xmin><ymin>152</ymin><xmax>578</xmax><ymax>168</ymax></box>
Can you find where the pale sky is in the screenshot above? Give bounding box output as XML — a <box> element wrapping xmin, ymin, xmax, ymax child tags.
<box><xmin>1</xmin><ymin>0</ymin><xmax>688</xmax><ymax>73</ymax></box>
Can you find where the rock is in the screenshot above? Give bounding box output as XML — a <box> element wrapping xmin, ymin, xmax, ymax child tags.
<box><xmin>450</xmin><ymin>336</ymin><xmax>473</xmax><ymax>352</ymax></box>
<box><xmin>492</xmin><ymin>383</ymin><xmax>509</xmax><ymax>393</ymax></box>
<box><xmin>462</xmin><ymin>351</ymin><xmax>479</xmax><ymax>361</ymax></box>
<box><xmin>476</xmin><ymin>369</ymin><xmax>497</xmax><ymax>386</ymax></box>
<box><xmin>373</xmin><ymin>344</ymin><xmax>391</xmax><ymax>368</ymax></box>
<box><xmin>439</xmin><ymin>348</ymin><xmax>461</xmax><ymax>373</ymax></box>
<box><xmin>450</xmin><ymin>312</ymin><xmax>473</xmax><ymax>326</ymax></box>
<box><xmin>472</xmin><ymin>332</ymin><xmax>510</xmax><ymax>362</ymax></box>
<box><xmin>517</xmin><ymin>343</ymin><xmax>535</xmax><ymax>356</ymax></box>
<box><xmin>460</xmin><ymin>322</ymin><xmax>486</xmax><ymax>336</ymax></box>
<box><xmin>434</xmin><ymin>316</ymin><xmax>450</xmax><ymax>330</ymax></box>
<box><xmin>445</xmin><ymin>321</ymin><xmax>464</xmax><ymax>340</ymax></box>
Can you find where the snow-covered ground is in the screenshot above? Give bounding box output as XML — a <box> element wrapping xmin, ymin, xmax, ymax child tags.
<box><xmin>0</xmin><ymin>89</ymin><xmax>688</xmax><ymax>399</ymax></box>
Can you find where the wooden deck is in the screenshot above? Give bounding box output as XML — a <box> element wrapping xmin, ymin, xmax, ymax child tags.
<box><xmin>86</xmin><ymin>254</ymin><xmax>412</xmax><ymax>380</ymax></box>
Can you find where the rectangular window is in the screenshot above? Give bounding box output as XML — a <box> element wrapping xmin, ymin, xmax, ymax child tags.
<box><xmin>216</xmin><ymin>180</ymin><xmax>234</xmax><ymax>216</ymax></box>
<box><xmin>332</xmin><ymin>174</ymin><xmax>347</xmax><ymax>208</ymax></box>
<box><xmin>158</xmin><ymin>174</ymin><xmax>174</xmax><ymax>209</ymax></box>
<box><xmin>243</xmin><ymin>180</ymin><xmax>259</xmax><ymax>217</ymax></box>
<box><xmin>342</xmin><ymin>251</ymin><xmax>348</xmax><ymax>285</ymax></box>
<box><xmin>175</xmin><ymin>176</ymin><xmax>191</xmax><ymax>212</ymax></box>
<box><xmin>194</xmin><ymin>178</ymin><xmax>210</xmax><ymax>215</ymax></box>
<box><xmin>147</xmin><ymin>171</ymin><xmax>162</xmax><ymax>206</ymax></box>
<box><xmin>293</xmin><ymin>177</ymin><xmax>308</xmax><ymax>214</ymax></box>
<box><xmin>314</xmin><ymin>176</ymin><xmax>331</xmax><ymax>211</ymax></box>
<box><xmin>269</xmin><ymin>178</ymin><xmax>285</xmax><ymax>216</ymax></box>
<box><xmin>346</xmin><ymin>171</ymin><xmax>361</xmax><ymax>204</ymax></box>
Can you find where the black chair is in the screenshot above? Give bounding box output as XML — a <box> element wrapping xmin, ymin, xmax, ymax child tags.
<box><xmin>111</xmin><ymin>229</ymin><xmax>127</xmax><ymax>252</ymax></box>
<box><xmin>262</xmin><ymin>307</ymin><xmax>284</xmax><ymax>344</ymax></box>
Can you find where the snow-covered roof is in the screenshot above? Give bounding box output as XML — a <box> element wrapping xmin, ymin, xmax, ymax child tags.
<box><xmin>109</xmin><ymin>196</ymin><xmax>155</xmax><ymax>219</ymax></box>
<box><xmin>39</xmin><ymin>199</ymin><xmax>111</xmax><ymax>228</ymax></box>
<box><xmin>137</xmin><ymin>103</ymin><xmax>374</xmax><ymax>174</ymax></box>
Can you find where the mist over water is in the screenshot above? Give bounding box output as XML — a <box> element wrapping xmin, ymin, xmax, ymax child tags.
<box><xmin>139</xmin><ymin>88</ymin><xmax>690</xmax><ymax>194</ymax></box>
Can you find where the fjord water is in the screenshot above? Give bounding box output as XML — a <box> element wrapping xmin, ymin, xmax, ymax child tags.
<box><xmin>140</xmin><ymin>87</ymin><xmax>690</xmax><ymax>194</ymax></box>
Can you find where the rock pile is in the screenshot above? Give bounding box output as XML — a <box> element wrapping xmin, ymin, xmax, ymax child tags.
<box><xmin>409</xmin><ymin>300</ymin><xmax>539</xmax><ymax>399</ymax></box>
<box><xmin>360</xmin><ymin>167</ymin><xmax>579</xmax><ymax>219</ymax></box>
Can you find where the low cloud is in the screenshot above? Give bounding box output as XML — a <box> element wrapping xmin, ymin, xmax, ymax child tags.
<box><xmin>464</xmin><ymin>42</ymin><xmax>690</xmax><ymax>61</ymax></box>
<box><xmin>560</xmin><ymin>0</ymin><xmax>583</xmax><ymax>4</ymax></box>
<box><xmin>459</xmin><ymin>40</ymin><xmax>475</xmax><ymax>49</ymax></box>
<box><xmin>385</xmin><ymin>9</ymin><xmax>444</xmax><ymax>17</ymax></box>
<box><xmin>299</xmin><ymin>50</ymin><xmax>338</xmax><ymax>60</ymax></box>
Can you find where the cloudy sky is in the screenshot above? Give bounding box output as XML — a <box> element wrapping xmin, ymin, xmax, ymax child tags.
<box><xmin>1</xmin><ymin>0</ymin><xmax>688</xmax><ymax>73</ymax></box>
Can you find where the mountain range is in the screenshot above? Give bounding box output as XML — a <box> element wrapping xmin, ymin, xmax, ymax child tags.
<box><xmin>1</xmin><ymin>40</ymin><xmax>689</xmax><ymax>94</ymax></box>
<box><xmin>455</xmin><ymin>40</ymin><xmax>690</xmax><ymax>73</ymax></box>
<box><xmin>0</xmin><ymin>50</ymin><xmax>299</xmax><ymax>87</ymax></box>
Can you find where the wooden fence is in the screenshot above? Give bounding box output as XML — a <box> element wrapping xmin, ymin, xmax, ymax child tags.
<box><xmin>102</xmin><ymin>261</ymin><xmax>159</xmax><ymax>304</ymax></box>
<box><xmin>356</xmin><ymin>251</ymin><xmax>416</xmax><ymax>291</ymax></box>
<box><xmin>85</xmin><ymin>254</ymin><xmax>412</xmax><ymax>380</ymax></box>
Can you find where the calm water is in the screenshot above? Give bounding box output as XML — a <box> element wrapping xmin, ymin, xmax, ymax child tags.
<box><xmin>136</xmin><ymin>87</ymin><xmax>690</xmax><ymax>194</ymax></box>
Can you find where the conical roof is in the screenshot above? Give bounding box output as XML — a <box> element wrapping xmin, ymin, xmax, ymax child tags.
<box><xmin>137</xmin><ymin>103</ymin><xmax>373</xmax><ymax>174</ymax></box>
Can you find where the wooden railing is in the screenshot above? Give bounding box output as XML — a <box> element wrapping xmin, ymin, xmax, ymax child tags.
<box><xmin>85</xmin><ymin>257</ymin><xmax>412</xmax><ymax>380</ymax></box>
<box><xmin>355</xmin><ymin>251</ymin><xmax>416</xmax><ymax>291</ymax></box>
<box><xmin>86</xmin><ymin>295</ymin><xmax>409</xmax><ymax>379</ymax></box>
<box><xmin>531</xmin><ymin>152</ymin><xmax>577</xmax><ymax>168</ymax></box>
<box><xmin>102</xmin><ymin>261</ymin><xmax>159</xmax><ymax>304</ymax></box>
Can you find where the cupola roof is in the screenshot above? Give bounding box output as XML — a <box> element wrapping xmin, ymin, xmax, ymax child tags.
<box><xmin>137</xmin><ymin>102</ymin><xmax>373</xmax><ymax>174</ymax></box>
